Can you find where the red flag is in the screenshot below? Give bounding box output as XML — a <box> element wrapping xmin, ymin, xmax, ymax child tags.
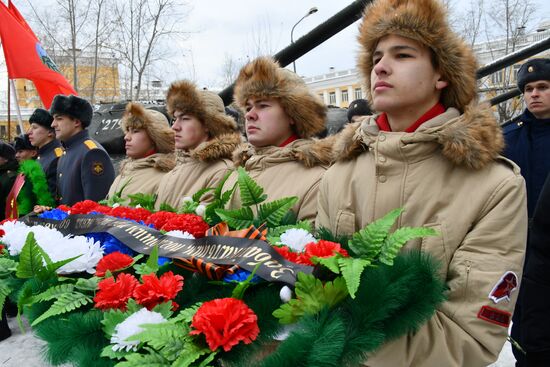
<box><xmin>0</xmin><ymin>1</ymin><xmax>77</xmax><ymax>108</ymax></box>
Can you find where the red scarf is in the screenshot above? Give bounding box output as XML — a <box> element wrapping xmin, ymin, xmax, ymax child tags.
<box><xmin>376</xmin><ymin>103</ymin><xmax>445</xmax><ymax>133</ymax></box>
<box><xmin>279</xmin><ymin>134</ymin><xmax>299</xmax><ymax>147</ymax></box>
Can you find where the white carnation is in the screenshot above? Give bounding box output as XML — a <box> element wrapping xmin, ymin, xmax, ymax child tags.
<box><xmin>182</xmin><ymin>196</ymin><xmax>193</xmax><ymax>204</ymax></box>
<box><xmin>0</xmin><ymin>222</ymin><xmax>103</xmax><ymax>274</ymax></box>
<box><xmin>111</xmin><ymin>308</ymin><xmax>167</xmax><ymax>352</ymax></box>
<box><xmin>165</xmin><ymin>230</ymin><xmax>195</xmax><ymax>239</ymax></box>
<box><xmin>279</xmin><ymin>228</ymin><xmax>316</xmax><ymax>252</ymax></box>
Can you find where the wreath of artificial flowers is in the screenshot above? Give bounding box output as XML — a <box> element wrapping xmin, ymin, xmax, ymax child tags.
<box><xmin>0</xmin><ymin>168</ymin><xmax>447</xmax><ymax>367</ymax></box>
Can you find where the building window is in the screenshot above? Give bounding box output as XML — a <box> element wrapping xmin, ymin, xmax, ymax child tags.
<box><xmin>491</xmin><ymin>70</ymin><xmax>503</xmax><ymax>85</ymax></box>
<box><xmin>341</xmin><ymin>90</ymin><xmax>348</xmax><ymax>102</ymax></box>
<box><xmin>329</xmin><ymin>92</ymin><xmax>336</xmax><ymax>105</ymax></box>
<box><xmin>355</xmin><ymin>88</ymin><xmax>362</xmax><ymax>100</ymax></box>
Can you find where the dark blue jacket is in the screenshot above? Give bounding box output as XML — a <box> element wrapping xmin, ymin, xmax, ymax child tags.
<box><xmin>37</xmin><ymin>139</ymin><xmax>63</xmax><ymax>198</ymax></box>
<box><xmin>503</xmin><ymin>109</ymin><xmax>550</xmax><ymax>217</ymax></box>
<box><xmin>56</xmin><ymin>130</ymin><xmax>115</xmax><ymax>205</ymax></box>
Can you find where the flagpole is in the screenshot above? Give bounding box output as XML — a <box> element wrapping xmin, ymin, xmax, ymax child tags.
<box><xmin>9</xmin><ymin>79</ymin><xmax>24</xmax><ymax>135</ymax></box>
<box><xmin>7</xmin><ymin>72</ymin><xmax>12</xmax><ymax>141</ymax></box>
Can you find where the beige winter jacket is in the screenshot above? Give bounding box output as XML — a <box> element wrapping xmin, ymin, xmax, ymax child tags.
<box><xmin>317</xmin><ymin>106</ymin><xmax>527</xmax><ymax>367</ymax></box>
<box><xmin>108</xmin><ymin>153</ymin><xmax>175</xmax><ymax>199</ymax></box>
<box><xmin>155</xmin><ymin>133</ymin><xmax>241</xmax><ymax>209</ymax></box>
<box><xmin>227</xmin><ymin>139</ymin><xmax>331</xmax><ymax>224</ymax></box>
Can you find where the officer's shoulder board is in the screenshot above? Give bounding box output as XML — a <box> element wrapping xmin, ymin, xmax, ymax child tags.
<box><xmin>83</xmin><ymin>140</ymin><xmax>98</xmax><ymax>150</ymax></box>
<box><xmin>54</xmin><ymin>147</ymin><xmax>64</xmax><ymax>158</ymax></box>
<box><xmin>501</xmin><ymin>116</ymin><xmax>524</xmax><ymax>135</ymax></box>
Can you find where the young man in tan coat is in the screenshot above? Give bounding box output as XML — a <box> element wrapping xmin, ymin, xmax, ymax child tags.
<box><xmin>108</xmin><ymin>103</ymin><xmax>175</xmax><ymax>199</ymax></box>
<box><xmin>155</xmin><ymin>80</ymin><xmax>241</xmax><ymax>209</ymax></box>
<box><xmin>229</xmin><ymin>57</ymin><xmax>331</xmax><ymax>223</ymax></box>
<box><xmin>316</xmin><ymin>0</ymin><xmax>527</xmax><ymax>365</ymax></box>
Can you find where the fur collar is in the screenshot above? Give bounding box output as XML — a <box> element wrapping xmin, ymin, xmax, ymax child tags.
<box><xmin>233</xmin><ymin>138</ymin><xmax>334</xmax><ymax>168</ymax></box>
<box><xmin>176</xmin><ymin>132</ymin><xmax>242</xmax><ymax>163</ymax></box>
<box><xmin>332</xmin><ymin>104</ymin><xmax>504</xmax><ymax>170</ymax></box>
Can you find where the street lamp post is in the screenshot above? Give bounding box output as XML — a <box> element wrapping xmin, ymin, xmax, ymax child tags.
<box><xmin>291</xmin><ymin>7</ymin><xmax>318</xmax><ymax>73</ymax></box>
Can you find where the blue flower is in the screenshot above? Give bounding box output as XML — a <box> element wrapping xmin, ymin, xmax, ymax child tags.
<box><xmin>223</xmin><ymin>269</ymin><xmax>262</xmax><ymax>284</ymax></box>
<box><xmin>86</xmin><ymin>232</ymin><xmax>136</xmax><ymax>256</ymax></box>
<box><xmin>39</xmin><ymin>208</ymin><xmax>68</xmax><ymax>220</ymax></box>
<box><xmin>158</xmin><ymin>256</ymin><xmax>171</xmax><ymax>266</ymax></box>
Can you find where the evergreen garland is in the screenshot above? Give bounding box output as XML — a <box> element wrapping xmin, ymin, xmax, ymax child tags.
<box><xmin>17</xmin><ymin>160</ymin><xmax>55</xmax><ymax>215</ymax></box>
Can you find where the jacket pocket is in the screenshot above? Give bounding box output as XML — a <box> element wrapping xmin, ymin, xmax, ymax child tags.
<box><xmin>420</xmin><ymin>223</ymin><xmax>449</xmax><ymax>277</ymax></box>
<box><xmin>335</xmin><ymin>210</ymin><xmax>355</xmax><ymax>237</ymax></box>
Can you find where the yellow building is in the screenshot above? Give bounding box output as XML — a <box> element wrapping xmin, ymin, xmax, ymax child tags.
<box><xmin>303</xmin><ymin>67</ymin><xmax>365</xmax><ymax>108</ymax></box>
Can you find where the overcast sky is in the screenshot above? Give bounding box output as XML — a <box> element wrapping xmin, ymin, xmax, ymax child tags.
<box><xmin>2</xmin><ymin>0</ymin><xmax>550</xmax><ymax>94</ymax></box>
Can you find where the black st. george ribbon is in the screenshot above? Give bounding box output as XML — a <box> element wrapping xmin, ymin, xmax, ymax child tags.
<box><xmin>20</xmin><ymin>214</ymin><xmax>312</xmax><ymax>285</ymax></box>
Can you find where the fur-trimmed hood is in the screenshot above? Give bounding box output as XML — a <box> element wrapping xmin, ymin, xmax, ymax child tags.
<box><xmin>234</xmin><ymin>57</ymin><xmax>327</xmax><ymax>139</ymax></box>
<box><xmin>332</xmin><ymin>105</ymin><xmax>504</xmax><ymax>170</ymax></box>
<box><xmin>121</xmin><ymin>103</ymin><xmax>174</xmax><ymax>154</ymax></box>
<box><xmin>232</xmin><ymin>138</ymin><xmax>333</xmax><ymax>168</ymax></box>
<box><xmin>166</xmin><ymin>80</ymin><xmax>237</xmax><ymax>138</ymax></box>
<box><xmin>119</xmin><ymin>152</ymin><xmax>176</xmax><ymax>173</ymax></box>
<box><xmin>358</xmin><ymin>0</ymin><xmax>478</xmax><ymax>112</ymax></box>
<box><xmin>177</xmin><ymin>132</ymin><xmax>242</xmax><ymax>163</ymax></box>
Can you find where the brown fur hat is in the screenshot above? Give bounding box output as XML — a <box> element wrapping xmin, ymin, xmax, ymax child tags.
<box><xmin>121</xmin><ymin>102</ymin><xmax>174</xmax><ymax>154</ymax></box>
<box><xmin>358</xmin><ymin>0</ymin><xmax>478</xmax><ymax>112</ymax></box>
<box><xmin>166</xmin><ymin>80</ymin><xmax>237</xmax><ymax>138</ymax></box>
<box><xmin>234</xmin><ymin>57</ymin><xmax>327</xmax><ymax>138</ymax></box>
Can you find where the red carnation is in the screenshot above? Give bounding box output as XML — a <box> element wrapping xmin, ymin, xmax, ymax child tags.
<box><xmin>109</xmin><ymin>206</ymin><xmax>152</xmax><ymax>222</ymax></box>
<box><xmin>0</xmin><ymin>229</ymin><xmax>4</xmax><ymax>237</ymax></box>
<box><xmin>299</xmin><ymin>240</ymin><xmax>349</xmax><ymax>265</ymax></box>
<box><xmin>94</xmin><ymin>273</ymin><xmax>139</xmax><ymax>311</ymax></box>
<box><xmin>95</xmin><ymin>252</ymin><xmax>134</xmax><ymax>277</ymax></box>
<box><xmin>161</xmin><ymin>213</ymin><xmax>209</xmax><ymax>238</ymax></box>
<box><xmin>145</xmin><ymin>211</ymin><xmax>178</xmax><ymax>230</ymax></box>
<box><xmin>190</xmin><ymin>298</ymin><xmax>259</xmax><ymax>352</ymax></box>
<box><xmin>134</xmin><ymin>271</ymin><xmax>184</xmax><ymax>310</ymax></box>
<box><xmin>57</xmin><ymin>205</ymin><xmax>71</xmax><ymax>212</ymax></box>
<box><xmin>273</xmin><ymin>245</ymin><xmax>301</xmax><ymax>264</ymax></box>
<box><xmin>70</xmin><ymin>200</ymin><xmax>102</xmax><ymax>214</ymax></box>
<box><xmin>0</xmin><ymin>244</ymin><xmax>5</xmax><ymax>254</ymax></box>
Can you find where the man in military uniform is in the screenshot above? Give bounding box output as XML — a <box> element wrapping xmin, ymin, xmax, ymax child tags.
<box><xmin>27</xmin><ymin>108</ymin><xmax>63</xmax><ymax>197</ymax></box>
<box><xmin>13</xmin><ymin>134</ymin><xmax>38</xmax><ymax>162</ymax></box>
<box><xmin>503</xmin><ymin>58</ymin><xmax>550</xmax><ymax>367</ymax></box>
<box><xmin>50</xmin><ymin>94</ymin><xmax>115</xmax><ymax>205</ymax></box>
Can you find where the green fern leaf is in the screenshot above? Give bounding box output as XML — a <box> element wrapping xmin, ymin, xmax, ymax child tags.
<box><xmin>32</xmin><ymin>283</ymin><xmax>75</xmax><ymax>303</ymax></box>
<box><xmin>349</xmin><ymin>208</ymin><xmax>404</xmax><ymax>259</ymax></box>
<box><xmin>379</xmin><ymin>227</ymin><xmax>438</xmax><ymax>266</ymax></box>
<box><xmin>45</xmin><ymin>255</ymin><xmax>82</xmax><ymax>275</ymax></box>
<box><xmin>117</xmin><ymin>351</ymin><xmax>170</xmax><ymax>367</ymax></box>
<box><xmin>192</xmin><ymin>187</ymin><xmax>214</xmax><ymax>203</ymax></box>
<box><xmin>127</xmin><ymin>193</ymin><xmax>157</xmax><ymax>211</ymax></box>
<box><xmin>172</xmin><ymin>342</ymin><xmax>212</xmax><ymax>367</ymax></box>
<box><xmin>197</xmin><ymin>352</ymin><xmax>217</xmax><ymax>367</ymax></box>
<box><xmin>258</xmin><ymin>197</ymin><xmax>299</xmax><ymax>228</ymax></box>
<box><xmin>171</xmin><ymin>303</ymin><xmax>202</xmax><ymax>324</ymax></box>
<box><xmin>31</xmin><ymin>292</ymin><xmax>92</xmax><ymax>326</ymax></box>
<box><xmin>273</xmin><ymin>273</ymin><xmax>348</xmax><ymax>324</ymax></box>
<box><xmin>74</xmin><ymin>277</ymin><xmax>100</xmax><ymax>292</ymax></box>
<box><xmin>129</xmin><ymin>323</ymin><xmax>187</xmax><ymax>359</ymax></box>
<box><xmin>338</xmin><ymin>257</ymin><xmax>371</xmax><ymax>299</ymax></box>
<box><xmin>0</xmin><ymin>280</ymin><xmax>12</xmax><ymax>311</ymax></box>
<box><xmin>16</xmin><ymin>232</ymin><xmax>47</xmax><ymax>279</ymax></box>
<box><xmin>100</xmin><ymin>344</ymin><xmax>130</xmax><ymax>360</ymax></box>
<box><xmin>237</xmin><ymin>167</ymin><xmax>267</xmax><ymax>206</ymax></box>
<box><xmin>0</xmin><ymin>258</ymin><xmax>17</xmax><ymax>277</ymax></box>
<box><xmin>212</xmin><ymin>170</ymin><xmax>234</xmax><ymax>201</ymax></box>
<box><xmin>159</xmin><ymin>203</ymin><xmax>177</xmax><ymax>213</ymax></box>
<box><xmin>214</xmin><ymin>207</ymin><xmax>254</xmax><ymax>229</ymax></box>
<box><xmin>134</xmin><ymin>245</ymin><xmax>160</xmax><ymax>277</ymax></box>
<box><xmin>312</xmin><ymin>256</ymin><xmax>341</xmax><ymax>274</ymax></box>
<box><xmin>102</xmin><ymin>307</ymin><xmax>133</xmax><ymax>337</ymax></box>
<box><xmin>151</xmin><ymin>301</ymin><xmax>174</xmax><ymax>319</ymax></box>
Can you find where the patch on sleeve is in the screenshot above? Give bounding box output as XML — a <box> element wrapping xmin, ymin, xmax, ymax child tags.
<box><xmin>477</xmin><ymin>305</ymin><xmax>511</xmax><ymax>328</ymax></box>
<box><xmin>489</xmin><ymin>271</ymin><xmax>518</xmax><ymax>303</ymax></box>
<box><xmin>92</xmin><ymin>161</ymin><xmax>104</xmax><ymax>176</ymax></box>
